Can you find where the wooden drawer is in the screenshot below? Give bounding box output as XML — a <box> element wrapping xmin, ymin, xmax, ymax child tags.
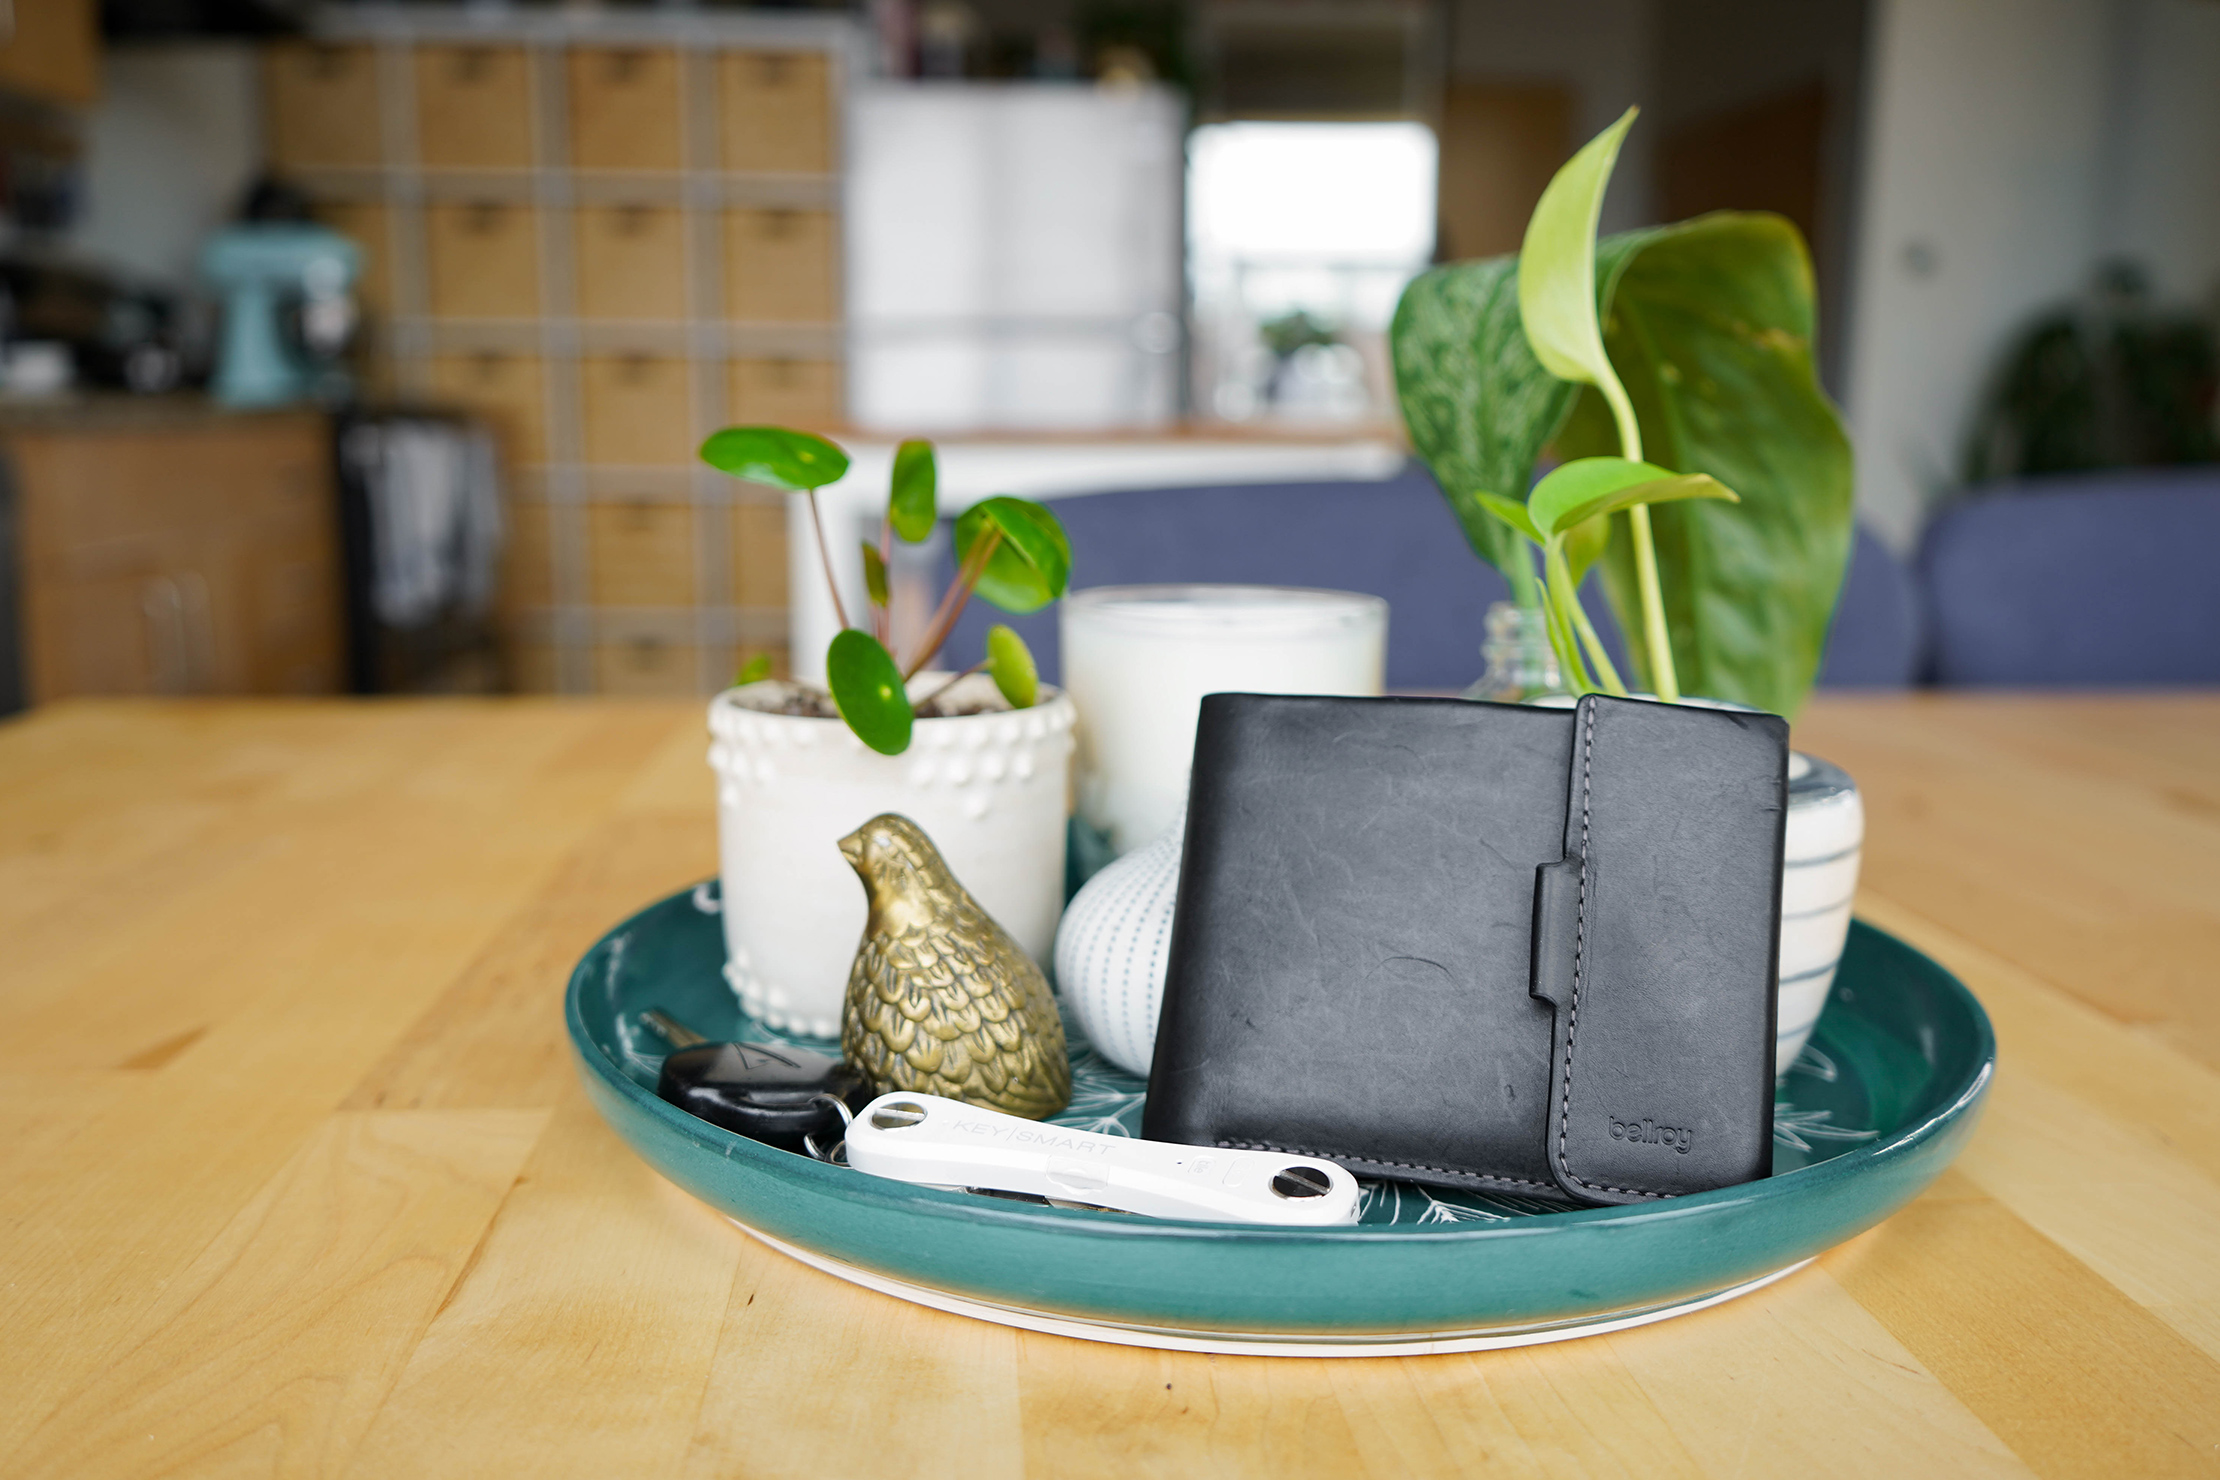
<box><xmin>720</xmin><ymin>51</ymin><xmax>832</xmax><ymax>174</ymax></box>
<box><xmin>430</xmin><ymin>352</ymin><xmax>549</xmax><ymax>466</ymax></box>
<box><xmin>579</xmin><ymin>356</ymin><xmax>691</xmax><ymax>466</ymax></box>
<box><xmin>724</xmin><ymin>210</ymin><xmax>839</xmax><ymax>323</ymax></box>
<box><xmin>312</xmin><ymin>202</ymin><xmax>392</xmax><ymax>320</ymax></box>
<box><xmin>12</xmin><ymin>415</ymin><xmax>340</xmax><ymax>702</ymax></box>
<box><xmin>425</xmin><ymin>202</ymin><xmax>542</xmax><ymax>320</ymax></box>
<box><xmin>506</xmin><ymin>642</ymin><xmax>562</xmax><ymax>693</ymax></box>
<box><xmin>416</xmin><ymin>45</ymin><xmax>536</xmax><ymax>171</ymax></box>
<box><xmin>728</xmin><ymin>357</ymin><xmax>843</xmax><ymax>429</ymax></box>
<box><xmin>568</xmin><ymin>47</ymin><xmax>683</xmax><ymax>172</ymax></box>
<box><xmin>587</xmin><ymin>499</ymin><xmax>696</xmax><ymax>606</ymax></box>
<box><xmin>729</xmin><ymin>497</ymin><xmax>790</xmax><ymax>609</ymax></box>
<box><xmin>574</xmin><ymin>206</ymin><xmax>688</xmax><ymax>322</ymax></box>
<box><xmin>595</xmin><ymin>636</ymin><xmax>699</xmax><ymax>695</ymax></box>
<box><xmin>266</xmin><ymin>44</ymin><xmax>383</xmax><ymax>170</ymax></box>
<box><xmin>502</xmin><ymin>500</ymin><xmax>556</xmax><ymax>609</ymax></box>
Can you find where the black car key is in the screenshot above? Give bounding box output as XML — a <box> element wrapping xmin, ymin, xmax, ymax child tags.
<box><xmin>643</xmin><ymin>1009</ymin><xmax>869</xmax><ymax>1154</ymax></box>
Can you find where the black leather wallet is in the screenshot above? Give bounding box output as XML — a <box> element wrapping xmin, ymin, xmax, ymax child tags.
<box><xmin>1141</xmin><ymin>692</ymin><xmax>1786</xmax><ymax>1206</ymax></box>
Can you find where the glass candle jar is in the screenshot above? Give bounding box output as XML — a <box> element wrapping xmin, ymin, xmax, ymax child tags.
<box><xmin>1060</xmin><ymin>584</ymin><xmax>1387</xmax><ymax>855</ymax></box>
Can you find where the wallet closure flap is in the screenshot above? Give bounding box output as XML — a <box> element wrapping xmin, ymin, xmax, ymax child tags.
<box><xmin>1529</xmin><ymin>696</ymin><xmax>1787</xmax><ymax>1206</ymax></box>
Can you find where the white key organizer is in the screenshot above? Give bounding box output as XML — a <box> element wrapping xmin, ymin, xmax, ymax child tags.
<box><xmin>841</xmin><ymin>1092</ymin><xmax>1361</xmax><ymax>1227</ymax></box>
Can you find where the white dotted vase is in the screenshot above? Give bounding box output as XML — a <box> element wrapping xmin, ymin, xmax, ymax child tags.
<box><xmin>707</xmin><ymin>674</ymin><xmax>1076</xmax><ymax>1038</ymax></box>
<box><xmin>1054</xmin><ymin>812</ymin><xmax>1185</xmax><ymax>1078</ymax></box>
<box><xmin>1049</xmin><ymin>757</ymin><xmax>1861</xmax><ymax>1082</ymax></box>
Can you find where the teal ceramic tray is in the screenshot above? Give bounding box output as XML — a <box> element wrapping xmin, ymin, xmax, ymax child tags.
<box><xmin>568</xmin><ymin>884</ymin><xmax>1993</xmax><ymax>1356</ymax></box>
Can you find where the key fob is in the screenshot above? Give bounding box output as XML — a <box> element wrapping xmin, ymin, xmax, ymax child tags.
<box><xmin>656</xmin><ymin>1040</ymin><xmax>869</xmax><ymax>1153</ymax></box>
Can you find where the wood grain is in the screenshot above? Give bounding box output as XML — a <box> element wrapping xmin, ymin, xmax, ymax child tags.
<box><xmin>2</xmin><ymin>695</ymin><xmax>2217</xmax><ymax>1477</ymax></box>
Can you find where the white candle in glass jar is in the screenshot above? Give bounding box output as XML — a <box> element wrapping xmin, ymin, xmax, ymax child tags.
<box><xmin>1060</xmin><ymin>584</ymin><xmax>1388</xmax><ymax>855</ymax></box>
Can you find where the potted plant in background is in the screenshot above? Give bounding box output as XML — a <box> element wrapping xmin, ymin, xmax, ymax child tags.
<box><xmin>1394</xmin><ymin>106</ymin><xmax>1862</xmax><ymax>1073</ymax></box>
<box><xmin>700</xmin><ymin>427</ymin><xmax>1078</xmax><ymax>1038</ymax></box>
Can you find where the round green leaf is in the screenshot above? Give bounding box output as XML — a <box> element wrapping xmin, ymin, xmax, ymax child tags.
<box><xmin>984</xmin><ymin>624</ymin><xmax>1038</xmax><ymax>709</ymax></box>
<box><xmin>699</xmin><ymin>426</ymin><xmax>850</xmax><ymax>491</ymax></box>
<box><xmin>733</xmin><ymin>652</ymin><xmax>773</xmax><ymax>687</ymax></box>
<box><xmin>889</xmin><ymin>440</ymin><xmax>938</xmax><ymax>543</ymax></box>
<box><xmin>954</xmin><ymin>497</ymin><xmax>1072</xmax><ymax>615</ymax></box>
<box><xmin>825</xmin><ymin>629</ymin><xmax>913</xmax><ymax>755</ymax></box>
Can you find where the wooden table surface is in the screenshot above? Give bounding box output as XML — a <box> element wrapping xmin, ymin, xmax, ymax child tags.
<box><xmin>3</xmin><ymin>695</ymin><xmax>2218</xmax><ymax>1479</ymax></box>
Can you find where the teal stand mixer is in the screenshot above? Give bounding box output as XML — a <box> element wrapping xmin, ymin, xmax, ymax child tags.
<box><xmin>200</xmin><ymin>224</ymin><xmax>363</xmax><ymax>408</ymax></box>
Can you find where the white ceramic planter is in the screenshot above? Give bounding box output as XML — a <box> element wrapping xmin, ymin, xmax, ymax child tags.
<box><xmin>708</xmin><ymin>674</ymin><xmax>1076</xmax><ymax>1037</ymax></box>
<box><xmin>1053</xmin><ymin>749</ymin><xmax>1863</xmax><ymax>1080</ymax></box>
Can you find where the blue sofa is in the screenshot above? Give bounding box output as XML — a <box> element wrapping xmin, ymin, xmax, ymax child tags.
<box><xmin>941</xmin><ymin>462</ymin><xmax>1917</xmax><ymax>694</ymax></box>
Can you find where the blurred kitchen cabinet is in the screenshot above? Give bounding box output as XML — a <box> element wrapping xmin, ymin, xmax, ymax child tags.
<box><xmin>501</xmin><ymin>500</ymin><xmax>555</xmax><ymax>610</ymax></box>
<box><xmin>0</xmin><ymin>0</ymin><xmax>98</xmax><ymax>107</ymax></box>
<box><xmin>725</xmin><ymin>209</ymin><xmax>838</xmax><ymax>322</ymax></box>
<box><xmin>720</xmin><ymin>51</ymin><xmax>832</xmax><ymax>174</ymax></box>
<box><xmin>574</xmin><ymin>206</ymin><xmax>688</xmax><ymax>321</ymax></box>
<box><xmin>266</xmin><ymin>44</ymin><xmax>384</xmax><ymax>171</ymax></box>
<box><xmin>425</xmin><ymin>202</ymin><xmax>542</xmax><ymax>319</ymax></box>
<box><xmin>728</xmin><ymin>357</ymin><xmax>842</xmax><ymax>428</ymax></box>
<box><xmin>588</xmin><ymin>499</ymin><xmax>696</xmax><ymax>605</ymax></box>
<box><xmin>8</xmin><ymin>411</ymin><xmax>342</xmax><ymax>702</ymax></box>
<box><xmin>430</xmin><ymin>352</ymin><xmax>549</xmax><ymax>465</ymax></box>
<box><xmin>729</xmin><ymin>497</ymin><xmax>789</xmax><ymax>609</ymax></box>
<box><xmin>313</xmin><ymin>201</ymin><xmax>393</xmax><ymax>319</ymax></box>
<box><xmin>417</xmin><ymin>45</ymin><xmax>537</xmax><ymax>171</ymax></box>
<box><xmin>568</xmin><ymin>48</ymin><xmax>683</xmax><ymax>171</ymax></box>
<box><xmin>595</xmin><ymin>634</ymin><xmax>697</xmax><ymax>695</ymax></box>
<box><xmin>580</xmin><ymin>356</ymin><xmax>691</xmax><ymax>465</ymax></box>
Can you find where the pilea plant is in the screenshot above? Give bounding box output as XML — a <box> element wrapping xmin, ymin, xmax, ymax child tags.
<box><xmin>1394</xmin><ymin>107</ymin><xmax>1854</xmax><ymax>715</ymax></box>
<box><xmin>699</xmin><ymin>426</ymin><xmax>1070</xmax><ymax>755</ymax></box>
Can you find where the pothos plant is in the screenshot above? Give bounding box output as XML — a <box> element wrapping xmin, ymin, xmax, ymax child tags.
<box><xmin>699</xmin><ymin>426</ymin><xmax>1069</xmax><ymax>756</ymax></box>
<box><xmin>1393</xmin><ymin>108</ymin><xmax>1855</xmax><ymax>715</ymax></box>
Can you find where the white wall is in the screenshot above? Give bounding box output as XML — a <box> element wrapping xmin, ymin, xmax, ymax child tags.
<box><xmin>2098</xmin><ymin>0</ymin><xmax>2220</xmax><ymax>303</ymax></box>
<box><xmin>1845</xmin><ymin>0</ymin><xmax>2220</xmax><ymax>548</ymax></box>
<box><xmin>67</xmin><ymin>44</ymin><xmax>265</xmax><ymax>290</ymax></box>
<box><xmin>1843</xmin><ymin>0</ymin><xmax>2115</xmax><ymax>548</ymax></box>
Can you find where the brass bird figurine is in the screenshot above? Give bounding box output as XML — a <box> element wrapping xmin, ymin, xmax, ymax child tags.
<box><xmin>839</xmin><ymin>813</ymin><xmax>1070</xmax><ymax>1120</ymax></box>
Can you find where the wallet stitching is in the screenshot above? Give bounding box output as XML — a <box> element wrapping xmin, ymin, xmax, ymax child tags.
<box><xmin>1214</xmin><ymin>1140</ymin><xmax>1560</xmax><ymax>1193</ymax></box>
<box><xmin>1556</xmin><ymin>702</ymin><xmax>1666</xmax><ymax>1202</ymax></box>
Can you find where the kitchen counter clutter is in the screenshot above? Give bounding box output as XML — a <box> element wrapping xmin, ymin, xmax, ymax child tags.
<box><xmin>2</xmin><ymin>694</ymin><xmax>2218</xmax><ymax>1475</ymax></box>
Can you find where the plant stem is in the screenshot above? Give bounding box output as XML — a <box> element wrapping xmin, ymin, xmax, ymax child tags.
<box><xmin>1507</xmin><ymin>538</ymin><xmax>1543</xmax><ymax>610</ymax></box>
<box><xmin>1601</xmin><ymin>376</ymin><xmax>1679</xmax><ymax>702</ymax></box>
<box><xmin>1537</xmin><ymin>573</ymin><xmax>1593</xmax><ymax>695</ymax></box>
<box><xmin>903</xmin><ymin>529</ymin><xmax>1001</xmax><ymax>680</ymax></box>
<box><xmin>805</xmin><ymin>489</ymin><xmax>852</xmax><ymax>632</ymax></box>
<box><xmin>916</xmin><ymin>660</ymin><xmax>986</xmax><ymax>713</ymax></box>
<box><xmin>1548</xmin><ymin>544</ymin><xmax>1627</xmax><ymax>697</ymax></box>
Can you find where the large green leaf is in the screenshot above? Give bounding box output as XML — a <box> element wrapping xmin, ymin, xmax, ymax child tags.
<box><xmin>698</xmin><ymin>426</ymin><xmax>850</xmax><ymax>490</ymax></box>
<box><xmin>955</xmin><ymin>497</ymin><xmax>1072</xmax><ymax>615</ymax></box>
<box><xmin>1556</xmin><ymin>212</ymin><xmax>1854</xmax><ymax>715</ymax></box>
<box><xmin>1390</xmin><ymin>257</ymin><xmax>1578</xmax><ymax>593</ymax></box>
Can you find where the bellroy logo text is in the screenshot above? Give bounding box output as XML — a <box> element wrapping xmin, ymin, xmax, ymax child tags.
<box><xmin>1609</xmin><ymin>1117</ymin><xmax>1693</xmax><ymax>1153</ymax></box>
